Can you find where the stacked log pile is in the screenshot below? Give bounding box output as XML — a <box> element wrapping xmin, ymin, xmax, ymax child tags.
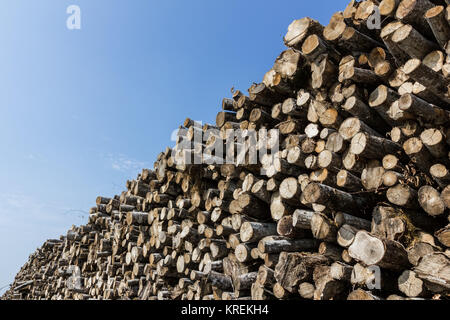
<box><xmin>2</xmin><ymin>0</ymin><xmax>450</xmax><ymax>300</ymax></box>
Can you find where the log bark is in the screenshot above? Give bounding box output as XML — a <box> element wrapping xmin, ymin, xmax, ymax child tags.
<box><xmin>350</xmin><ymin>132</ymin><xmax>402</xmax><ymax>159</ymax></box>
<box><xmin>435</xmin><ymin>225</ymin><xmax>450</xmax><ymax>247</ymax></box>
<box><xmin>240</xmin><ymin>222</ymin><xmax>277</xmax><ymax>243</ymax></box>
<box><xmin>418</xmin><ymin>186</ymin><xmax>446</xmax><ymax>216</ymax></box>
<box><xmin>284</xmin><ymin>18</ymin><xmax>324</xmax><ymax>49</ymax></box>
<box><xmin>414</xmin><ymin>253</ymin><xmax>450</xmax><ymax>292</ymax></box>
<box><xmin>303</xmin><ymin>183</ymin><xmax>371</xmax><ymax>215</ymax></box>
<box><xmin>310</xmin><ymin>213</ymin><xmax>338</xmax><ymax>242</ymax></box>
<box><xmin>258</xmin><ymin>236</ymin><xmax>319</xmax><ymax>254</ymax></box>
<box><xmin>274</xmin><ymin>252</ymin><xmax>330</xmax><ymax>293</ymax></box>
<box><xmin>402</xmin><ymin>58</ymin><xmax>450</xmax><ymax>103</ymax></box>
<box><xmin>425</xmin><ymin>5</ymin><xmax>450</xmax><ymax>49</ymax></box>
<box><xmin>348</xmin><ymin>231</ymin><xmax>410</xmax><ymax>271</ymax></box>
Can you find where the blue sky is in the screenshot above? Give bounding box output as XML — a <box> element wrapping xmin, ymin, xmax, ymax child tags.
<box><xmin>0</xmin><ymin>0</ymin><xmax>348</xmax><ymax>293</ymax></box>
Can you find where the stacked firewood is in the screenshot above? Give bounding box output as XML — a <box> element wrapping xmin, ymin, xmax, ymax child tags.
<box><xmin>3</xmin><ymin>0</ymin><xmax>450</xmax><ymax>301</ymax></box>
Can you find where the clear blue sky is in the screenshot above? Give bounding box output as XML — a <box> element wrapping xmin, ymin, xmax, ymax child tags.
<box><xmin>0</xmin><ymin>0</ymin><xmax>348</xmax><ymax>293</ymax></box>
